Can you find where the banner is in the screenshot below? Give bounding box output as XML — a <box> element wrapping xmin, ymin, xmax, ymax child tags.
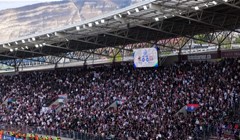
<box><xmin>187</xmin><ymin>54</ymin><xmax>212</xmax><ymax>60</ymax></box>
<box><xmin>133</xmin><ymin>48</ymin><xmax>158</xmax><ymax>68</ymax></box>
<box><xmin>221</xmin><ymin>50</ymin><xmax>240</xmax><ymax>58</ymax></box>
<box><xmin>2</xmin><ymin>135</ymin><xmax>14</xmax><ymax>140</ymax></box>
<box><xmin>181</xmin><ymin>49</ymin><xmax>240</xmax><ymax>60</ymax></box>
<box><xmin>58</xmin><ymin>94</ymin><xmax>67</xmax><ymax>103</ymax></box>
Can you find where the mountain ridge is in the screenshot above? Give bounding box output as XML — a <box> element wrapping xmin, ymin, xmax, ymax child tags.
<box><xmin>0</xmin><ymin>0</ymin><xmax>143</xmax><ymax>42</ymax></box>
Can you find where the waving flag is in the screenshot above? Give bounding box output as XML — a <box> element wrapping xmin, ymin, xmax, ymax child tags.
<box><xmin>58</xmin><ymin>94</ymin><xmax>67</xmax><ymax>103</ymax></box>
<box><xmin>186</xmin><ymin>104</ymin><xmax>199</xmax><ymax>112</ymax></box>
<box><xmin>116</xmin><ymin>99</ymin><xmax>125</xmax><ymax>106</ymax></box>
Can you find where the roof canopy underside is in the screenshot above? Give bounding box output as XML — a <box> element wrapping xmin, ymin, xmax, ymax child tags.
<box><xmin>0</xmin><ymin>0</ymin><xmax>240</xmax><ymax>61</ymax></box>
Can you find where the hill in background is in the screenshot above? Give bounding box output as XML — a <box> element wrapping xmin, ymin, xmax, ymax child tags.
<box><xmin>0</xmin><ymin>0</ymin><xmax>143</xmax><ymax>42</ymax></box>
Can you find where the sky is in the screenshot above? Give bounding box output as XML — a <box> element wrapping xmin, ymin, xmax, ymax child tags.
<box><xmin>0</xmin><ymin>0</ymin><xmax>62</xmax><ymax>11</ymax></box>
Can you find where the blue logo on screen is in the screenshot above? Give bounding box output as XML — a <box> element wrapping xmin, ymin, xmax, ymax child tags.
<box><xmin>142</xmin><ymin>50</ymin><xmax>149</xmax><ymax>62</ymax></box>
<box><xmin>143</xmin><ymin>50</ymin><xmax>147</xmax><ymax>55</ymax></box>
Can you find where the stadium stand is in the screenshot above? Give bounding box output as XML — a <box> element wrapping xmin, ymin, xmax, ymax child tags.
<box><xmin>0</xmin><ymin>58</ymin><xmax>239</xmax><ymax>140</ymax></box>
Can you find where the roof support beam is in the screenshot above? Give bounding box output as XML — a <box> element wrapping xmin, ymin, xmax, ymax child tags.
<box><xmin>176</xmin><ymin>14</ymin><xmax>240</xmax><ymax>34</ymax></box>
<box><xmin>217</xmin><ymin>0</ymin><xmax>240</xmax><ymax>10</ymax></box>
<box><xmin>45</xmin><ymin>44</ymin><xmax>75</xmax><ymax>52</ymax></box>
<box><xmin>44</xmin><ymin>44</ymin><xmax>89</xmax><ymax>61</ymax></box>
<box><xmin>0</xmin><ymin>54</ymin><xmax>18</xmax><ymax>59</ymax></box>
<box><xmin>137</xmin><ymin>24</ymin><xmax>218</xmax><ymax>45</ymax></box>
<box><xmin>1</xmin><ymin>0</ymin><xmax>240</xmax><ymax>64</ymax></box>
<box><xmin>71</xmin><ymin>39</ymin><xmax>114</xmax><ymax>58</ymax></box>
<box><xmin>105</xmin><ymin>31</ymin><xmax>179</xmax><ymax>50</ymax></box>
<box><xmin>17</xmin><ymin>49</ymin><xmax>84</xmax><ymax>62</ymax></box>
<box><xmin>18</xmin><ymin>49</ymin><xmax>47</xmax><ymax>56</ymax></box>
<box><xmin>45</xmin><ymin>43</ymin><xmax>97</xmax><ymax>61</ymax></box>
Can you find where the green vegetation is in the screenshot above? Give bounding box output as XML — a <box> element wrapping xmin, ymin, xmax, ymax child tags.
<box><xmin>0</xmin><ymin>64</ymin><xmax>13</xmax><ymax>70</ymax></box>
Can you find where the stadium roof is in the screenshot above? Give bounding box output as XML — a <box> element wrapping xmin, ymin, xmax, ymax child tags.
<box><xmin>0</xmin><ymin>0</ymin><xmax>240</xmax><ymax>62</ymax></box>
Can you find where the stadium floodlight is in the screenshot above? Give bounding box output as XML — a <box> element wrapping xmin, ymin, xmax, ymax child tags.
<box><xmin>47</xmin><ymin>34</ymin><xmax>50</xmax><ymax>37</ymax></box>
<box><xmin>95</xmin><ymin>21</ymin><xmax>99</xmax><ymax>25</ymax></box>
<box><xmin>143</xmin><ymin>5</ymin><xmax>148</xmax><ymax>10</ymax></box>
<box><xmin>22</xmin><ymin>40</ymin><xmax>25</xmax><ymax>43</ymax></box>
<box><xmin>39</xmin><ymin>44</ymin><xmax>43</xmax><ymax>47</ymax></box>
<box><xmin>25</xmin><ymin>46</ymin><xmax>29</xmax><ymax>49</ymax></box>
<box><xmin>3</xmin><ymin>44</ymin><xmax>8</xmax><ymax>49</ymax></box>
<box><xmin>205</xmin><ymin>4</ymin><xmax>208</xmax><ymax>7</ymax></box>
<box><xmin>21</xmin><ymin>47</ymin><xmax>24</xmax><ymax>50</ymax></box>
<box><xmin>88</xmin><ymin>23</ymin><xmax>93</xmax><ymax>27</ymax></box>
<box><xmin>127</xmin><ymin>11</ymin><xmax>131</xmax><ymax>15</ymax></box>
<box><xmin>163</xmin><ymin>15</ymin><xmax>167</xmax><ymax>19</ymax></box>
<box><xmin>8</xmin><ymin>43</ymin><xmax>11</xmax><ymax>46</ymax></box>
<box><xmin>212</xmin><ymin>1</ymin><xmax>217</xmax><ymax>5</ymax></box>
<box><xmin>118</xmin><ymin>14</ymin><xmax>122</xmax><ymax>18</ymax></box>
<box><xmin>35</xmin><ymin>44</ymin><xmax>39</xmax><ymax>48</ymax></box>
<box><xmin>15</xmin><ymin>41</ymin><xmax>18</xmax><ymax>45</ymax></box>
<box><xmin>154</xmin><ymin>17</ymin><xmax>159</xmax><ymax>21</ymax></box>
<box><xmin>223</xmin><ymin>0</ymin><xmax>228</xmax><ymax>2</ymax></box>
<box><xmin>194</xmin><ymin>6</ymin><xmax>199</xmax><ymax>10</ymax></box>
<box><xmin>32</xmin><ymin>37</ymin><xmax>36</xmax><ymax>41</ymax></box>
<box><xmin>135</xmin><ymin>8</ymin><xmax>139</xmax><ymax>12</ymax></box>
<box><xmin>43</xmin><ymin>43</ymin><xmax>46</xmax><ymax>45</ymax></box>
<box><xmin>76</xmin><ymin>26</ymin><xmax>80</xmax><ymax>30</ymax></box>
<box><xmin>10</xmin><ymin>49</ymin><xmax>14</xmax><ymax>52</ymax></box>
<box><xmin>101</xmin><ymin>19</ymin><xmax>105</xmax><ymax>23</ymax></box>
<box><xmin>15</xmin><ymin>48</ymin><xmax>18</xmax><ymax>51</ymax></box>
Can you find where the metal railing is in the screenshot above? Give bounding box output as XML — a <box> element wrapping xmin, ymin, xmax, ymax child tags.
<box><xmin>0</xmin><ymin>123</ymin><xmax>118</xmax><ymax>140</ymax></box>
<box><xmin>191</xmin><ymin>123</ymin><xmax>240</xmax><ymax>140</ymax></box>
<box><xmin>0</xmin><ymin>122</ymin><xmax>240</xmax><ymax>140</ymax></box>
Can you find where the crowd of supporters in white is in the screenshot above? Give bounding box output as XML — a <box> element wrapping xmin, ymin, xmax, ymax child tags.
<box><xmin>0</xmin><ymin>58</ymin><xmax>239</xmax><ymax>140</ymax></box>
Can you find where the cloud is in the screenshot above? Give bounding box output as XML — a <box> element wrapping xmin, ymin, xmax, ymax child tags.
<box><xmin>0</xmin><ymin>0</ymin><xmax>62</xmax><ymax>10</ymax></box>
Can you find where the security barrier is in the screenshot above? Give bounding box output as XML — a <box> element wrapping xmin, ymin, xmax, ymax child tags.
<box><xmin>0</xmin><ymin>124</ymin><xmax>117</xmax><ymax>140</ymax></box>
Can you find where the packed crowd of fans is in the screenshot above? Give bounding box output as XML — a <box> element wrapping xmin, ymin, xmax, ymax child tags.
<box><xmin>0</xmin><ymin>58</ymin><xmax>239</xmax><ymax>139</ymax></box>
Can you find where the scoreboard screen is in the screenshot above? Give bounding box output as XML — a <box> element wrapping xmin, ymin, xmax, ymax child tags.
<box><xmin>133</xmin><ymin>47</ymin><xmax>158</xmax><ymax>68</ymax></box>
